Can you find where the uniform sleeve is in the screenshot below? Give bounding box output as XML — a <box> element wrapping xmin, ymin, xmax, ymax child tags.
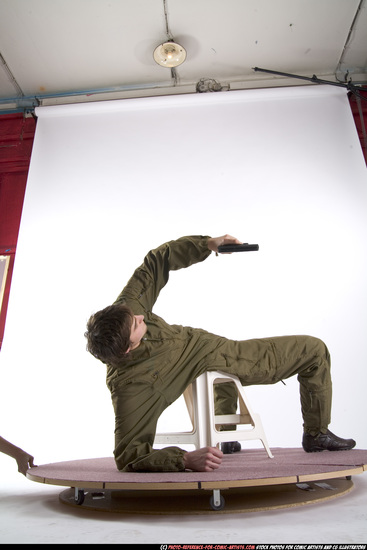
<box><xmin>114</xmin><ymin>235</ymin><xmax>211</xmax><ymax>312</ymax></box>
<box><xmin>111</xmin><ymin>379</ymin><xmax>186</xmax><ymax>472</ymax></box>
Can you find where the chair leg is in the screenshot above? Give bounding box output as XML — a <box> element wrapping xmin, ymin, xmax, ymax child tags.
<box><xmin>155</xmin><ymin>371</ymin><xmax>273</xmax><ymax>458</ymax></box>
<box><xmin>206</xmin><ymin>371</ymin><xmax>273</xmax><ymax>458</ymax></box>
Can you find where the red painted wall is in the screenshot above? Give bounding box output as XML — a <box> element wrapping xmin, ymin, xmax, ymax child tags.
<box><xmin>0</xmin><ymin>114</ymin><xmax>36</xmax><ymax>347</ymax></box>
<box><xmin>348</xmin><ymin>89</ymin><xmax>367</xmax><ymax>164</ymax></box>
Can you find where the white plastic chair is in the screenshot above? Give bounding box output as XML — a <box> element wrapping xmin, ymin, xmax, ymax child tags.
<box><xmin>154</xmin><ymin>370</ymin><xmax>273</xmax><ymax>458</ymax></box>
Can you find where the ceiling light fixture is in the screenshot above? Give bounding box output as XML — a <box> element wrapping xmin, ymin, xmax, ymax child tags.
<box><xmin>153</xmin><ymin>41</ymin><xmax>186</xmax><ymax>68</ymax></box>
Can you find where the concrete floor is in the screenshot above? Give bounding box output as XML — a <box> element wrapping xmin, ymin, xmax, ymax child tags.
<box><xmin>0</xmin><ymin>455</ymin><xmax>366</xmax><ymax>545</ymax></box>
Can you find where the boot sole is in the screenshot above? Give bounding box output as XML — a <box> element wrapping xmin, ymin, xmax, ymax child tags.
<box><xmin>303</xmin><ymin>446</ymin><xmax>355</xmax><ymax>452</ymax></box>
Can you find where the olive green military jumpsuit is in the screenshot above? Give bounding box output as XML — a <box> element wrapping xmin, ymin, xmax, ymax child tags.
<box><xmin>106</xmin><ymin>236</ymin><xmax>332</xmax><ymax>472</ymax></box>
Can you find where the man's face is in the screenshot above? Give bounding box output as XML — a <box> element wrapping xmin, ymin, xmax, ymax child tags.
<box><xmin>129</xmin><ymin>315</ymin><xmax>147</xmax><ymax>351</ymax></box>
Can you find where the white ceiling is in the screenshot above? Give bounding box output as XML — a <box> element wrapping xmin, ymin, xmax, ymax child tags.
<box><xmin>0</xmin><ymin>0</ymin><xmax>366</xmax><ymax>112</ymax></box>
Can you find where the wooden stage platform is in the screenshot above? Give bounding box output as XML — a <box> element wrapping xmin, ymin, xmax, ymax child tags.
<box><xmin>26</xmin><ymin>448</ymin><xmax>367</xmax><ymax>514</ymax></box>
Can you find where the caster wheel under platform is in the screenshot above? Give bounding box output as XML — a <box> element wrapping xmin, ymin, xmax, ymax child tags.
<box><xmin>59</xmin><ymin>478</ymin><xmax>354</xmax><ymax>515</ymax></box>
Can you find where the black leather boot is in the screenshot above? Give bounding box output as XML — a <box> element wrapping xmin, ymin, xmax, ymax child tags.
<box><xmin>302</xmin><ymin>430</ymin><xmax>356</xmax><ymax>452</ymax></box>
<box><xmin>221</xmin><ymin>441</ymin><xmax>242</xmax><ymax>454</ymax></box>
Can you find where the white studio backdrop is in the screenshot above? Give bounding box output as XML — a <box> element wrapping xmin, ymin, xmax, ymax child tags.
<box><xmin>0</xmin><ymin>86</ymin><xmax>366</xmax><ymax>467</ymax></box>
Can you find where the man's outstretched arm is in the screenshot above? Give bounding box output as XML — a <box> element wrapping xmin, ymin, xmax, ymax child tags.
<box><xmin>0</xmin><ymin>436</ymin><xmax>35</xmax><ymax>476</ymax></box>
<box><xmin>115</xmin><ymin>234</ymin><xmax>242</xmax><ymax>313</ymax></box>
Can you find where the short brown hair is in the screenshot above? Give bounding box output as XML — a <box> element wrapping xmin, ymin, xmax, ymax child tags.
<box><xmin>85</xmin><ymin>304</ymin><xmax>134</xmax><ymax>365</ymax></box>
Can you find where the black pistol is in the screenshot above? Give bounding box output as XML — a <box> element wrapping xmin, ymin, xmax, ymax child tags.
<box><xmin>217</xmin><ymin>243</ymin><xmax>259</xmax><ymax>253</ymax></box>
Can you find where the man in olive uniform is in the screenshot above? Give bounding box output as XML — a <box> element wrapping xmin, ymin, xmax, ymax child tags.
<box><xmin>85</xmin><ymin>234</ymin><xmax>356</xmax><ymax>472</ymax></box>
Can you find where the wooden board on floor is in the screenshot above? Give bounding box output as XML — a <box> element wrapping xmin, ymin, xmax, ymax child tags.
<box><xmin>26</xmin><ymin>448</ymin><xmax>367</xmax><ymax>514</ymax></box>
<box><xmin>26</xmin><ymin>448</ymin><xmax>367</xmax><ymax>492</ymax></box>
